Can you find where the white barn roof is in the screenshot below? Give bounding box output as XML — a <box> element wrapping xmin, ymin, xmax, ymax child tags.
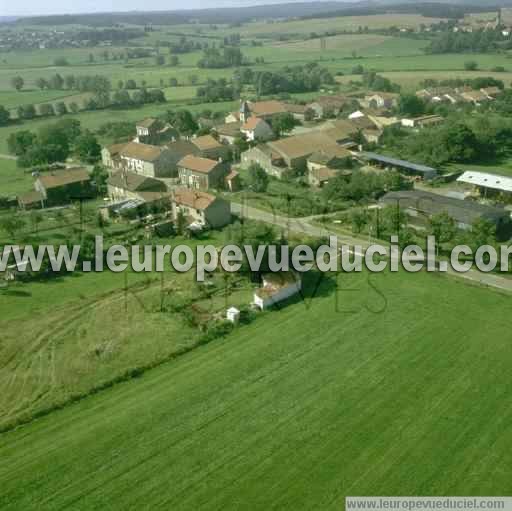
<box><xmin>457</xmin><ymin>171</ymin><xmax>512</xmax><ymax>193</ymax></box>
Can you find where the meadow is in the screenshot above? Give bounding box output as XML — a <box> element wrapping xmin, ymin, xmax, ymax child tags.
<box><xmin>0</xmin><ymin>269</ymin><xmax>511</xmax><ymax>509</ymax></box>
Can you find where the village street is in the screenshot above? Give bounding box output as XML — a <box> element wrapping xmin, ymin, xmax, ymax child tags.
<box><xmin>231</xmin><ymin>202</ymin><xmax>512</xmax><ymax>293</ymax></box>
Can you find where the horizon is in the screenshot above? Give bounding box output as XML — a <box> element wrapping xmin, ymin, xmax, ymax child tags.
<box><xmin>1</xmin><ymin>0</ymin><xmax>349</xmax><ymax>19</ymax></box>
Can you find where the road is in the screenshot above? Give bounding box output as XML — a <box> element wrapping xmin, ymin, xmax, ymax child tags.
<box><xmin>231</xmin><ymin>202</ymin><xmax>512</xmax><ymax>293</ymax></box>
<box><xmin>0</xmin><ymin>153</ymin><xmax>17</xmax><ymax>161</ymax></box>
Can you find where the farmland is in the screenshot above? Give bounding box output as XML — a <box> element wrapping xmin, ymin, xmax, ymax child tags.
<box><xmin>1</xmin><ymin>5</ymin><xmax>512</xmax><ymax>508</ymax></box>
<box><xmin>0</xmin><ymin>270</ymin><xmax>511</xmax><ymax>509</ymax></box>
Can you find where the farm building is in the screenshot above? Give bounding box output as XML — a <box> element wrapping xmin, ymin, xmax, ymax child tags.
<box><xmin>364</xmin><ymin>92</ymin><xmax>399</xmax><ymax>109</ymax></box>
<box><xmin>457</xmin><ymin>171</ymin><xmax>512</xmax><ymax>202</ymax></box>
<box><xmin>17</xmin><ymin>190</ymin><xmax>44</xmax><ymax>210</ymax></box>
<box><xmin>380</xmin><ymin>190</ymin><xmax>512</xmax><ymax>239</ymax></box>
<box><xmin>101</xmin><ymin>142</ymin><xmax>127</xmax><ymax>171</ymax></box>
<box><xmin>401</xmin><ymin>115</ymin><xmax>444</xmax><ymax>129</ymax></box>
<box><xmin>359</xmin><ymin>152</ymin><xmax>438</xmax><ymax>180</ymax></box>
<box><xmin>34</xmin><ymin>167</ymin><xmax>92</xmax><ymax>207</ymax></box>
<box><xmin>253</xmin><ymin>272</ymin><xmax>302</xmax><ymax>310</ymax></box>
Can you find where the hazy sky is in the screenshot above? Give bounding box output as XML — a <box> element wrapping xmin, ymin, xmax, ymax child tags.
<box><xmin>2</xmin><ymin>0</ymin><xmax>334</xmax><ymax>18</ymax></box>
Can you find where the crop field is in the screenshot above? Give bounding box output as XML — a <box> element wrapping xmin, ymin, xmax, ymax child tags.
<box><xmin>336</xmin><ymin>69</ymin><xmax>512</xmax><ymax>91</ymax></box>
<box><xmin>271</xmin><ymin>34</ymin><xmax>428</xmax><ymax>57</ymax></box>
<box><xmin>0</xmin><ymin>269</ymin><xmax>511</xmax><ymax>509</ymax></box>
<box><xmin>199</xmin><ymin>14</ymin><xmax>449</xmax><ymax>38</ymax></box>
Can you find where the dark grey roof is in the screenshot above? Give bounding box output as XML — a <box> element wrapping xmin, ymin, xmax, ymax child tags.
<box><xmin>361</xmin><ymin>152</ymin><xmax>437</xmax><ymax>176</ymax></box>
<box><xmin>380</xmin><ymin>190</ymin><xmax>509</xmax><ymax>224</ymax></box>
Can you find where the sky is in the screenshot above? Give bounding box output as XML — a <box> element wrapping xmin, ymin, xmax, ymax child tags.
<box><xmin>1</xmin><ymin>0</ymin><xmax>340</xmax><ymax>18</ymax></box>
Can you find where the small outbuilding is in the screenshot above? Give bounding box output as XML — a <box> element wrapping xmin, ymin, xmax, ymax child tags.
<box><xmin>253</xmin><ymin>272</ymin><xmax>302</xmax><ymax>310</ymax></box>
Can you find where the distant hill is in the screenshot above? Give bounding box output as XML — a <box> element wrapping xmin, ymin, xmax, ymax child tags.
<box><xmin>0</xmin><ymin>16</ymin><xmax>19</xmax><ymax>24</ymax></box>
<box><xmin>15</xmin><ymin>0</ymin><xmax>512</xmax><ymax>27</ymax></box>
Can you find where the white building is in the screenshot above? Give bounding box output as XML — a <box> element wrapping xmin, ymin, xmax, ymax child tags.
<box><xmin>253</xmin><ymin>273</ymin><xmax>302</xmax><ymax>310</ymax></box>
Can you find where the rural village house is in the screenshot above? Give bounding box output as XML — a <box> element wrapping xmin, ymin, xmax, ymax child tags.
<box><xmin>172</xmin><ymin>188</ymin><xmax>231</xmax><ymax>228</ymax></box>
<box><xmin>177</xmin><ymin>154</ymin><xmax>227</xmax><ymax>190</ymax></box>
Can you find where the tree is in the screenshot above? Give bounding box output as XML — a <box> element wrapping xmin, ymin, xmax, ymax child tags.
<box><xmin>35</xmin><ymin>77</ymin><xmax>48</xmax><ymax>90</ymax></box>
<box><xmin>8</xmin><ymin>130</ymin><xmax>36</xmax><ymax>156</ymax></box>
<box><xmin>91</xmin><ymin>164</ymin><xmax>109</xmax><ymax>194</ymax></box>
<box><xmin>0</xmin><ymin>216</ymin><xmax>25</xmax><ymax>239</ymax></box>
<box><xmin>169</xmin><ymin>55</ymin><xmax>179</xmax><ymax>66</ymax></box>
<box><xmin>125</xmin><ymin>79</ymin><xmax>137</xmax><ymax>89</ymax></box>
<box><xmin>30</xmin><ymin>211</ymin><xmax>43</xmax><ymax>233</ymax></box>
<box><xmin>165</xmin><ymin>109</ymin><xmax>197</xmax><ymax>135</ymax></box>
<box><xmin>65</xmin><ymin>75</ymin><xmax>76</xmax><ymax>89</ymax></box>
<box><xmin>38</xmin><ymin>103</ymin><xmax>55</xmax><ymax>117</ymax></box>
<box><xmin>69</xmin><ymin>102</ymin><xmax>79</xmax><ymax>114</ymax></box>
<box><xmin>155</xmin><ymin>55</ymin><xmax>165</xmax><ymax>66</ymax></box>
<box><xmin>75</xmin><ymin>131</ymin><xmax>101</xmax><ymax>163</ymax></box>
<box><xmin>49</xmin><ymin>73</ymin><xmax>64</xmax><ymax>90</ymax></box>
<box><xmin>16</xmin><ymin>104</ymin><xmax>36</xmax><ymax>120</ymax></box>
<box><xmin>304</xmin><ymin>107</ymin><xmax>315</xmax><ymax>122</ymax></box>
<box><xmin>464</xmin><ymin>60</ymin><xmax>478</xmax><ymax>71</ymax></box>
<box><xmin>55</xmin><ymin>101</ymin><xmax>68</xmax><ymax>116</ymax></box>
<box><xmin>272</xmin><ymin>112</ymin><xmax>298</xmax><ymax>137</ymax></box>
<box><xmin>429</xmin><ymin>212</ymin><xmax>456</xmax><ymax>254</ymax></box>
<box><xmin>0</xmin><ymin>105</ymin><xmax>10</xmax><ymax>126</ymax></box>
<box><xmin>11</xmin><ymin>76</ymin><xmax>24</xmax><ymax>91</ymax></box>
<box><xmin>54</xmin><ymin>118</ymin><xmax>81</xmax><ymax>143</ymax></box>
<box><xmin>246</xmin><ymin>162</ymin><xmax>269</xmax><ymax>192</ymax></box>
<box><xmin>53</xmin><ymin>57</ymin><xmax>69</xmax><ymax>66</ymax></box>
<box><xmin>398</xmin><ymin>94</ymin><xmax>425</xmax><ymax>117</ymax></box>
<box><xmin>169</xmin><ymin>77</ymin><xmax>178</xmax><ymax>87</ymax></box>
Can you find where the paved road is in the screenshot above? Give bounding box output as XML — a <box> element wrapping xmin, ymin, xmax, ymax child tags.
<box><xmin>231</xmin><ymin>202</ymin><xmax>512</xmax><ymax>293</ymax></box>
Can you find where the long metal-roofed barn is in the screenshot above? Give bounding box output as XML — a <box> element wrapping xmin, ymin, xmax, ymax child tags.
<box><xmin>380</xmin><ymin>189</ymin><xmax>512</xmax><ymax>239</ymax></box>
<box><xmin>359</xmin><ymin>151</ymin><xmax>438</xmax><ymax>180</ymax></box>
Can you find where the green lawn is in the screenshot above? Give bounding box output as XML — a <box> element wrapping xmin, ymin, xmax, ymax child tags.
<box><xmin>0</xmin><ymin>159</ymin><xmax>33</xmax><ymax>196</ymax></box>
<box><xmin>0</xmin><ymin>269</ymin><xmax>510</xmax><ymax>509</ymax></box>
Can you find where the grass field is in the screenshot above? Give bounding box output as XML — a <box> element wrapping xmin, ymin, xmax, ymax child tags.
<box><xmin>0</xmin><ymin>269</ymin><xmax>511</xmax><ymax>509</ymax></box>
<box><xmin>0</xmin><ymin>159</ymin><xmax>32</xmax><ymax>196</ymax></box>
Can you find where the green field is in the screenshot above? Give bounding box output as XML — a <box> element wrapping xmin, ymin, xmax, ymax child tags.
<box><xmin>0</xmin><ymin>269</ymin><xmax>511</xmax><ymax>509</ymax></box>
<box><xmin>0</xmin><ymin>158</ymin><xmax>33</xmax><ymax>195</ymax></box>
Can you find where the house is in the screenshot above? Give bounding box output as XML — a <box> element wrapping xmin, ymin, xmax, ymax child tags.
<box><xmin>380</xmin><ymin>189</ymin><xmax>512</xmax><ymax>239</ymax></box>
<box><xmin>253</xmin><ymin>272</ymin><xmax>302</xmax><ymax>310</ymax></box>
<box><xmin>135</xmin><ymin>118</ymin><xmax>160</xmax><ymax>140</ymax></box>
<box><xmin>101</xmin><ymin>142</ymin><xmax>127</xmax><ymax>171</ymax></box>
<box><xmin>135</xmin><ymin>118</ymin><xmax>178</xmax><ymax>144</ymax></box>
<box><xmin>190</xmin><ymin>134</ymin><xmax>230</xmax><ymax>160</ymax></box>
<box><xmin>359</xmin><ymin>152</ymin><xmax>437</xmax><ymax>180</ymax></box>
<box><xmin>457</xmin><ymin>170</ymin><xmax>512</xmax><ymax>201</ymax></box>
<box><xmin>225</xmin><ymin>100</ymin><xmax>286</xmax><ymax>124</ymax></box>
<box><xmin>364</xmin><ymin>92</ymin><xmax>399</xmax><ymax>109</ymax></box>
<box><xmin>401</xmin><ymin>115</ymin><xmax>444</xmax><ymax>129</ymax></box>
<box><xmin>34</xmin><ymin>167</ymin><xmax>92</xmax><ymax>207</ymax></box>
<box><xmin>107</xmin><ymin>171</ymin><xmax>168</xmax><ymax>201</ymax></box>
<box><xmin>240</xmin><ymin>144</ymin><xmax>287</xmax><ymax>179</ymax></box>
<box><xmin>240</xmin><ymin>117</ymin><xmax>273</xmax><ymax>142</ymax></box>
<box><xmin>214</xmin><ymin>122</ymin><xmax>242</xmax><ymax>145</ymax></box>
<box><xmin>307</xmin><ymin>95</ymin><xmax>348</xmax><ymax>118</ymax></box>
<box><xmin>118</xmin><ymin>142</ymin><xmax>175</xmax><ymax>178</ymax></box>
<box><xmin>172</xmin><ymin>188</ymin><xmax>231</xmax><ymax>228</ymax></box>
<box><xmin>177</xmin><ymin>154</ymin><xmax>227</xmax><ymax>190</ymax></box>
